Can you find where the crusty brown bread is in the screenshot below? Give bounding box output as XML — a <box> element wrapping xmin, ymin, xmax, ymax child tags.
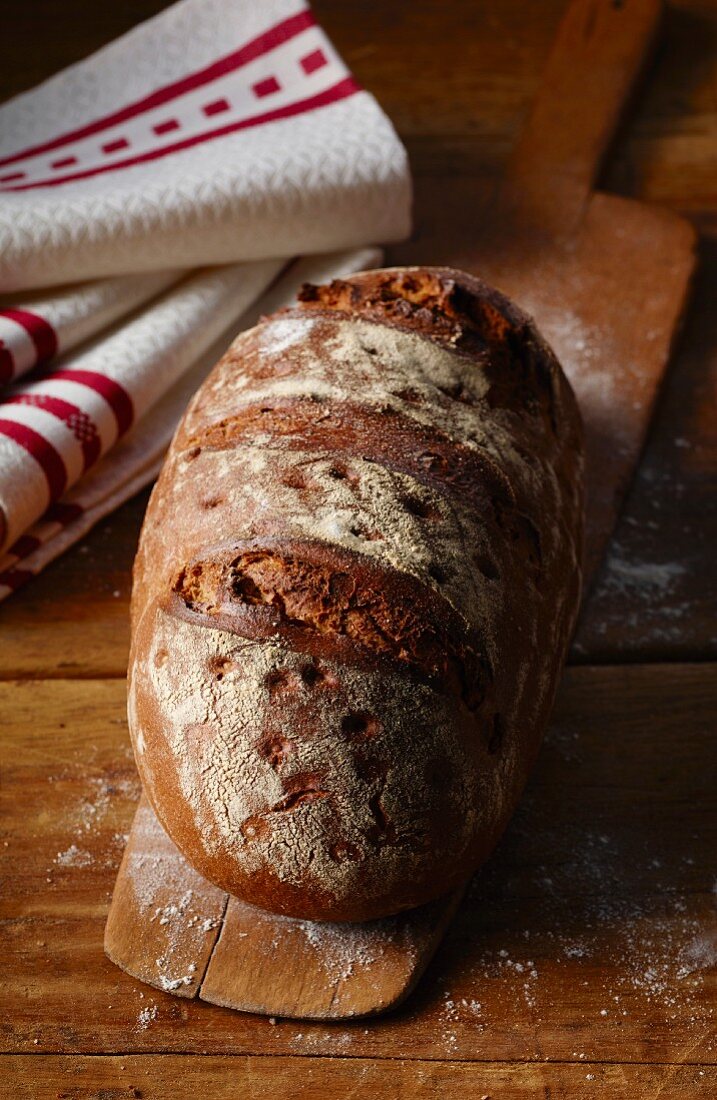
<box><xmin>128</xmin><ymin>266</ymin><xmax>584</xmax><ymax>922</ymax></box>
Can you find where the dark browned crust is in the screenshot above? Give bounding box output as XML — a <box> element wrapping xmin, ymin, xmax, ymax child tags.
<box><xmin>187</xmin><ymin>398</ymin><xmax>516</xmax><ymax>513</ymax></box>
<box><xmin>295</xmin><ymin>266</ymin><xmax>563</xmax><ymax>435</ymax></box>
<box><xmin>296</xmin><ymin>266</ymin><xmax>517</xmax><ymax>353</ymax></box>
<box><xmin>169</xmin><ymin>536</ymin><xmax>493</xmax><ymax>714</ymax></box>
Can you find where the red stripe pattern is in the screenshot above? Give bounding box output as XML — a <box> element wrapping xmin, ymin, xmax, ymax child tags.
<box><xmin>0</xmin><ymin>343</ymin><xmax>13</xmax><ymax>386</ymax></box>
<box><xmin>4</xmin><ymin>394</ymin><xmax>102</xmax><ymax>470</ymax></box>
<box><xmin>153</xmin><ymin>119</ymin><xmax>180</xmax><ymax>135</ymax></box>
<box><xmin>102</xmin><ymin>137</ymin><xmax>130</xmax><ymax>154</ymax></box>
<box><xmin>0</xmin><ymin>419</ymin><xmax>67</xmax><ymax>500</ymax></box>
<box><xmin>300</xmin><ymin>49</ymin><xmax>328</xmax><ymax>75</ymax></box>
<box><xmin>0</xmin><ymin>8</ymin><xmax>359</xmax><ymax>194</ymax></box>
<box><xmin>0</xmin><ymin>366</ymin><xmax>133</xmax><ymax>512</ymax></box>
<box><xmin>252</xmin><ymin>77</ymin><xmax>282</xmax><ymax>98</ymax></box>
<box><xmin>0</xmin><ymin>308</ymin><xmax>58</xmax><ymax>380</ymax></box>
<box><xmin>5</xmin><ymin>78</ymin><xmax>359</xmax><ymax>193</ymax></box>
<box><xmin>203</xmin><ymin>98</ymin><xmax>231</xmax><ymax>117</ymax></box>
<box><xmin>36</xmin><ymin>368</ymin><xmax>134</xmax><ymax>437</ymax></box>
<box><xmin>0</xmin><ymin>9</ymin><xmax>316</xmax><ymax>169</ymax></box>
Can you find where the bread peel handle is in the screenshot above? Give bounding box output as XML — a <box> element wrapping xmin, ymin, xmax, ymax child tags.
<box><xmin>496</xmin><ymin>0</ymin><xmax>662</xmax><ymax>230</ymax></box>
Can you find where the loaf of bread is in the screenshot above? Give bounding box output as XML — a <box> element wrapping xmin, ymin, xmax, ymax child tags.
<box><xmin>128</xmin><ymin>266</ymin><xmax>584</xmax><ymax>922</ymax></box>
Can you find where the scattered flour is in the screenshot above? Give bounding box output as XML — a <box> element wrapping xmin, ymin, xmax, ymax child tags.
<box><xmin>135</xmin><ymin>1004</ymin><xmax>158</xmax><ymax>1031</ymax></box>
<box><xmin>676</xmin><ymin>934</ymin><xmax>717</xmax><ymax>979</ymax></box>
<box><xmin>54</xmin><ymin>845</ymin><xmax>92</xmax><ymax>868</ymax></box>
<box><xmin>291</xmin><ymin>916</ymin><xmax>398</xmax><ymax>983</ymax></box>
<box><xmin>124</xmin><ymin>801</ymin><xmax>226</xmax><ymax>994</ymax></box>
<box><xmin>46</xmin><ymin>768</ymin><xmax>141</xmax><ymax>879</ymax></box>
<box><xmin>602</xmin><ymin>554</ymin><xmax>687</xmax><ymax>593</ymax></box>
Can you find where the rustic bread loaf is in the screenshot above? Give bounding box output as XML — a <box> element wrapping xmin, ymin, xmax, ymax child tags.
<box><xmin>128</xmin><ymin>266</ymin><xmax>584</xmax><ymax>922</ymax></box>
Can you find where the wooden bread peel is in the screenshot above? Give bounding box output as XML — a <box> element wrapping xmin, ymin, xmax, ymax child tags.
<box><xmin>105</xmin><ymin>0</ymin><xmax>695</xmax><ymax>1020</ymax></box>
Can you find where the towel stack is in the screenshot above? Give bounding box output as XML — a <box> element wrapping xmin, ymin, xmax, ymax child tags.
<box><xmin>0</xmin><ymin>0</ymin><xmax>410</xmax><ymax>597</ymax></box>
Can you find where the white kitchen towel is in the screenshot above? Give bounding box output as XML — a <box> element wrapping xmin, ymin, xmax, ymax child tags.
<box><xmin>0</xmin><ymin>247</ymin><xmax>382</xmax><ymax>599</ymax></box>
<box><xmin>0</xmin><ymin>0</ymin><xmax>410</xmax><ymax>291</ymax></box>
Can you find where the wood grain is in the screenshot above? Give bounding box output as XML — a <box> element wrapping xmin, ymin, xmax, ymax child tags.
<box><xmin>104</xmin><ymin>796</ymin><xmax>227</xmax><ymax>1001</ymax></box>
<box><xmin>495</xmin><ymin>0</ymin><xmax>662</xmax><ymax>230</ymax></box>
<box><xmin>574</xmin><ymin>234</ymin><xmax>717</xmax><ymax>660</ymax></box>
<box><xmin>2</xmin><ymin>665</ymin><xmax>714</xmax><ymax>1061</ymax></box>
<box><xmin>200</xmin><ymin>880</ymin><xmax>463</xmax><ymax>1020</ymax></box>
<box><xmin>4</xmin><ymin>1054</ymin><xmax>716</xmax><ymax>1099</ymax></box>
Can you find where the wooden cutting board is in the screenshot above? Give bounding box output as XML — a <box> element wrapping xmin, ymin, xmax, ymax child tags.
<box><xmin>105</xmin><ymin>0</ymin><xmax>696</xmax><ymax>1020</ymax></box>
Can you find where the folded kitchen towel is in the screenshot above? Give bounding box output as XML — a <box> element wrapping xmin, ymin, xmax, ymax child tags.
<box><xmin>0</xmin><ymin>0</ymin><xmax>410</xmax><ymax>291</ymax></box>
<box><xmin>0</xmin><ymin>0</ymin><xmax>410</xmax><ymax>595</ymax></box>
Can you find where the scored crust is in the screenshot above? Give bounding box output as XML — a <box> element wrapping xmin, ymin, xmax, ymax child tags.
<box><xmin>128</xmin><ymin>266</ymin><xmax>584</xmax><ymax>922</ymax></box>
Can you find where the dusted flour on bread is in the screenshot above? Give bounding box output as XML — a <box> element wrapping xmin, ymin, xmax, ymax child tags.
<box><xmin>128</xmin><ymin>267</ymin><xmax>584</xmax><ymax>921</ymax></box>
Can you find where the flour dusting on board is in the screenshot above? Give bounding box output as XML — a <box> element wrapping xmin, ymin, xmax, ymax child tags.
<box><xmin>293</xmin><ymin>914</ymin><xmax>406</xmax><ymax>982</ymax></box>
<box><xmin>120</xmin><ymin>799</ymin><xmax>225</xmax><ymax>994</ymax></box>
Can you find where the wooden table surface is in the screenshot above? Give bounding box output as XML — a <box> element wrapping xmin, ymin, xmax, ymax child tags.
<box><xmin>2</xmin><ymin>2</ymin><xmax>716</xmax><ymax>1097</ymax></box>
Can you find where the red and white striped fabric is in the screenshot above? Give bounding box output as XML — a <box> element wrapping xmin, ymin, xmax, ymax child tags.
<box><xmin>0</xmin><ymin>248</ymin><xmax>382</xmax><ymax>599</ymax></box>
<box><xmin>0</xmin><ymin>0</ymin><xmax>409</xmax><ymax>291</ymax></box>
<box><xmin>0</xmin><ymin>271</ymin><xmax>182</xmax><ymax>386</ymax></box>
<box><xmin>0</xmin><ymin>0</ymin><xmax>409</xmax><ymax>595</ymax></box>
